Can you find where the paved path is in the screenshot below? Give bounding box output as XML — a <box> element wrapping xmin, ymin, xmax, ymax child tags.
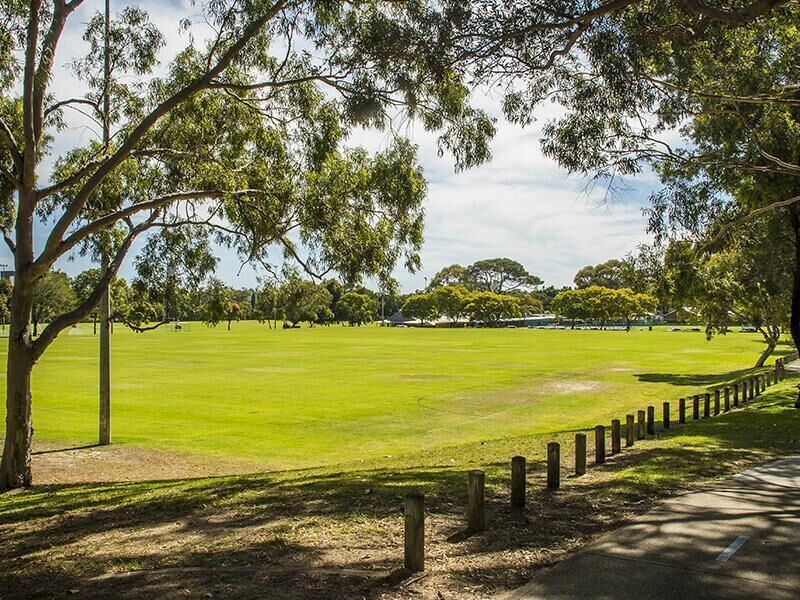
<box><xmin>503</xmin><ymin>457</ymin><xmax>800</xmax><ymax>600</ymax></box>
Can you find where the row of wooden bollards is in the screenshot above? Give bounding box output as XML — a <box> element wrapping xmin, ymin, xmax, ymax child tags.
<box><xmin>402</xmin><ymin>356</ymin><xmax>793</xmax><ymax>572</ymax></box>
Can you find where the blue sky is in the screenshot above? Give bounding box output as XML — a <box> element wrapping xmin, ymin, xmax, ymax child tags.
<box><xmin>3</xmin><ymin>0</ymin><xmax>659</xmax><ymax>292</ymax></box>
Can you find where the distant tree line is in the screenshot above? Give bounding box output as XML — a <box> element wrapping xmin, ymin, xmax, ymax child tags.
<box><xmin>7</xmin><ymin>266</ymin><xmax>397</xmax><ymax>333</ymax></box>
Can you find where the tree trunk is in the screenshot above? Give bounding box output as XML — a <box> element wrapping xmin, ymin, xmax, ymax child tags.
<box><xmin>1</xmin><ymin>283</ymin><xmax>35</xmax><ymax>490</ymax></box>
<box><xmin>754</xmin><ymin>330</ymin><xmax>777</xmax><ymax>368</ymax></box>
<box><xmin>791</xmin><ymin>207</ymin><xmax>800</xmax><ymax>355</ymax></box>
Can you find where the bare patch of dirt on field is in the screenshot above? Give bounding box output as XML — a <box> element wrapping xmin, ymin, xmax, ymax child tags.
<box><xmin>239</xmin><ymin>366</ymin><xmax>306</xmax><ymax>374</ymax></box>
<box><xmin>545</xmin><ymin>380</ymin><xmax>603</xmax><ymax>394</ymax></box>
<box><xmin>30</xmin><ymin>442</ymin><xmax>259</xmax><ymax>484</ymax></box>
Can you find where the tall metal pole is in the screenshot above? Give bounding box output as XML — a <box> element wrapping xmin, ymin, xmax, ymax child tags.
<box><xmin>99</xmin><ymin>0</ymin><xmax>112</xmax><ymax>446</ymax></box>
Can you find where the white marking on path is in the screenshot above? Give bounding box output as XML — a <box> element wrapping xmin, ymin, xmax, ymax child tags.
<box><xmin>716</xmin><ymin>535</ymin><xmax>749</xmax><ymax>562</ymax></box>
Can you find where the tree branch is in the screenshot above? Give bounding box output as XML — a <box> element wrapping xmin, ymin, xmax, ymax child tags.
<box><xmin>37</xmin><ymin>150</ymin><xmax>112</xmax><ymax>199</ymax></box>
<box><xmin>44</xmin><ymin>97</ymin><xmax>102</xmax><ymax>119</ymax></box>
<box><xmin>46</xmin><ymin>189</ymin><xmax>261</xmax><ymax>265</ymax></box>
<box><xmin>703</xmin><ymin>193</ymin><xmax>800</xmax><ymax>249</ymax></box>
<box><xmin>31</xmin><ymin>216</ymin><xmax>153</xmax><ymax>360</ymax></box>
<box><xmin>0</xmin><ymin>117</ymin><xmax>22</xmax><ymax>167</ymax></box>
<box><xmin>2</xmin><ymin>227</ymin><xmax>16</xmax><ymax>254</ymax></box>
<box><xmin>38</xmin><ymin>0</ymin><xmax>291</xmax><ymax>272</ymax></box>
<box><xmin>679</xmin><ymin>0</ymin><xmax>790</xmax><ymax>25</ymax></box>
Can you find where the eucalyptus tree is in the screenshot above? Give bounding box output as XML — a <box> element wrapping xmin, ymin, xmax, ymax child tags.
<box><xmin>663</xmin><ymin>217</ymin><xmax>791</xmax><ymax>366</ymax></box>
<box><xmin>0</xmin><ymin>1</ymin><xmax>494</xmax><ymax>489</ymax></box>
<box><xmin>441</xmin><ymin>0</ymin><xmax>800</xmax><ymax>348</ymax></box>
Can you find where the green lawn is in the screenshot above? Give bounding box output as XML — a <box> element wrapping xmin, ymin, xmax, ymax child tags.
<box><xmin>3</xmin><ymin>321</ymin><xmax>788</xmax><ymax>469</ymax></box>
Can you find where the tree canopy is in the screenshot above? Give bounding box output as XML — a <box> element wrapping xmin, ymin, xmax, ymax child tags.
<box><xmin>429</xmin><ymin>258</ymin><xmax>541</xmax><ymax>293</ymax></box>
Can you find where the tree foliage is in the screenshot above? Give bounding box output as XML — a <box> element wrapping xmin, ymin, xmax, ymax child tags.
<box><xmin>429</xmin><ymin>258</ymin><xmax>541</xmax><ymax>293</ymax></box>
<box><xmin>337</xmin><ymin>291</ymin><xmax>378</xmax><ymax>326</ymax></box>
<box><xmin>552</xmin><ymin>286</ymin><xmax>655</xmax><ymax>328</ymax></box>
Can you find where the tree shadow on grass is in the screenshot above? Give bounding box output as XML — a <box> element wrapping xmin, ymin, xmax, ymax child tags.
<box><xmin>2</xmin><ymin>390</ymin><xmax>800</xmax><ymax>600</ymax></box>
<box><xmin>634</xmin><ymin>363</ymin><xmax>791</xmax><ymax>389</ymax></box>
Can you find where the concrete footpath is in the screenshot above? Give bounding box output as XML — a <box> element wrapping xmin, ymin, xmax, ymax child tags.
<box><xmin>503</xmin><ymin>457</ymin><xmax>800</xmax><ymax>600</ymax></box>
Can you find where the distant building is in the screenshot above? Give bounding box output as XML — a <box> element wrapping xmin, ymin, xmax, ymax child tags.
<box><xmin>0</xmin><ymin>270</ymin><xmax>13</xmax><ymax>284</ymax></box>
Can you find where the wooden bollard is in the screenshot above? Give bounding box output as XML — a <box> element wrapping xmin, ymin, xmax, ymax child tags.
<box><xmin>547</xmin><ymin>442</ymin><xmax>560</xmax><ymax>490</ymax></box>
<box><xmin>467</xmin><ymin>470</ymin><xmax>485</xmax><ymax>534</ymax></box>
<box><xmin>724</xmin><ymin>387</ymin><xmax>730</xmax><ymax>412</ymax></box>
<box><xmin>511</xmin><ymin>456</ymin><xmax>526</xmax><ymax>507</ymax></box>
<box><xmin>404</xmin><ymin>493</ymin><xmax>425</xmax><ymax>572</ymax></box>
<box><xmin>637</xmin><ymin>410</ymin><xmax>645</xmax><ymax>439</ymax></box>
<box><xmin>646</xmin><ymin>406</ymin><xmax>655</xmax><ymax>435</ymax></box>
<box><xmin>575</xmin><ymin>433</ymin><xmax>587</xmax><ymax>476</ymax></box>
<box><xmin>595</xmin><ymin>425</ymin><xmax>606</xmax><ymax>464</ymax></box>
<box><xmin>679</xmin><ymin>398</ymin><xmax>686</xmax><ymax>424</ymax></box>
<box><xmin>625</xmin><ymin>414</ymin><xmax>635</xmax><ymax>447</ymax></box>
<box><xmin>693</xmin><ymin>395</ymin><xmax>700</xmax><ymax>420</ymax></box>
<box><xmin>714</xmin><ymin>389</ymin><xmax>720</xmax><ymax>415</ymax></box>
<box><xmin>611</xmin><ymin>419</ymin><xmax>621</xmax><ymax>454</ymax></box>
<box><xmin>663</xmin><ymin>402</ymin><xmax>670</xmax><ymax>429</ymax></box>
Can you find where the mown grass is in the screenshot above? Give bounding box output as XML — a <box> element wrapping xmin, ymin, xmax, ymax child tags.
<box><xmin>2</xmin><ymin>322</ymin><xmax>791</xmax><ymax>469</ymax></box>
<box><xmin>2</xmin><ymin>377</ymin><xmax>798</xmax><ymax>599</ymax></box>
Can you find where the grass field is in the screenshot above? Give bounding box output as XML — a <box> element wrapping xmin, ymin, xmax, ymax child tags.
<box><xmin>4</xmin><ymin>321</ymin><xmax>790</xmax><ymax>469</ymax></box>
<box><xmin>2</xmin><ymin>321</ymin><xmax>799</xmax><ymax>599</ymax></box>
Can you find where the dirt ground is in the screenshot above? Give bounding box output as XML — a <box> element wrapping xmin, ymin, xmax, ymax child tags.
<box><xmin>31</xmin><ymin>441</ymin><xmax>260</xmax><ymax>484</ymax></box>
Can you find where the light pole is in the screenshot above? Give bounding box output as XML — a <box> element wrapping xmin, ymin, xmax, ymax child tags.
<box><xmin>98</xmin><ymin>0</ymin><xmax>112</xmax><ymax>446</ymax></box>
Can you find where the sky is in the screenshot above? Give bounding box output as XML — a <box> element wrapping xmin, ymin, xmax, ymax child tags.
<box><xmin>2</xmin><ymin>0</ymin><xmax>659</xmax><ymax>293</ymax></box>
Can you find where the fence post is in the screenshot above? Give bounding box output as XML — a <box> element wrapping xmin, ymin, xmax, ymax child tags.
<box><xmin>733</xmin><ymin>383</ymin><xmax>739</xmax><ymax>407</ymax></box>
<box><xmin>511</xmin><ymin>456</ymin><xmax>526</xmax><ymax>508</ymax></box>
<box><xmin>404</xmin><ymin>493</ymin><xmax>425</xmax><ymax>572</ymax></box>
<box><xmin>625</xmin><ymin>414</ymin><xmax>635</xmax><ymax>447</ymax></box>
<box><xmin>611</xmin><ymin>419</ymin><xmax>621</xmax><ymax>454</ymax></box>
<box><xmin>467</xmin><ymin>470</ymin><xmax>485</xmax><ymax>534</ymax></box>
<box><xmin>679</xmin><ymin>398</ymin><xmax>686</xmax><ymax>424</ymax></box>
<box><xmin>693</xmin><ymin>395</ymin><xmax>700</xmax><ymax>420</ymax></box>
<box><xmin>741</xmin><ymin>380</ymin><xmax>748</xmax><ymax>403</ymax></box>
<box><xmin>703</xmin><ymin>393</ymin><xmax>711</xmax><ymax>418</ymax></box>
<box><xmin>595</xmin><ymin>425</ymin><xmax>606</xmax><ymax>464</ymax></box>
<box><xmin>724</xmin><ymin>387</ymin><xmax>730</xmax><ymax>412</ymax></box>
<box><xmin>637</xmin><ymin>410</ymin><xmax>646</xmax><ymax>439</ymax></box>
<box><xmin>547</xmin><ymin>442</ymin><xmax>560</xmax><ymax>490</ymax></box>
<box><xmin>575</xmin><ymin>433</ymin><xmax>587</xmax><ymax>476</ymax></box>
<box><xmin>713</xmin><ymin>389</ymin><xmax>720</xmax><ymax>415</ymax></box>
<box><xmin>663</xmin><ymin>402</ymin><xmax>670</xmax><ymax>429</ymax></box>
<box><xmin>749</xmin><ymin>377</ymin><xmax>755</xmax><ymax>400</ymax></box>
<box><xmin>647</xmin><ymin>406</ymin><xmax>655</xmax><ymax>435</ymax></box>
<box><xmin>766</xmin><ymin>371</ymin><xmax>772</xmax><ymax>387</ymax></box>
